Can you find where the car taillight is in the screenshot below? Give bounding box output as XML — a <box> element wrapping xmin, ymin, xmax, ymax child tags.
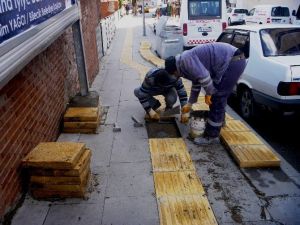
<box><xmin>222</xmin><ymin>22</ymin><xmax>227</xmax><ymax>31</ymax></box>
<box><xmin>267</xmin><ymin>18</ymin><xmax>271</xmax><ymax>23</ymax></box>
<box><xmin>277</xmin><ymin>82</ymin><xmax>300</xmax><ymax>96</ymax></box>
<box><xmin>232</xmin><ymin>13</ymin><xmax>238</xmax><ymax>16</ymax></box>
<box><xmin>183</xmin><ymin>23</ymin><xmax>187</xmax><ymax>36</ymax></box>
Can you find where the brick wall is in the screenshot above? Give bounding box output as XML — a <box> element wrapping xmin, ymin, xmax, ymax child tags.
<box><xmin>0</xmin><ymin>2</ymin><xmax>100</xmax><ymax>221</ymax></box>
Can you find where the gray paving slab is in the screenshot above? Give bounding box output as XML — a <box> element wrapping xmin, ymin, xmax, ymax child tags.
<box><xmin>44</xmin><ymin>203</ymin><xmax>102</xmax><ymax>225</ymax></box>
<box><xmin>123</xmin><ymin>69</ymin><xmax>141</xmax><ymax>81</ymax></box>
<box><xmin>103</xmin><ymin>105</ymin><xmax>118</xmax><ymax>125</ymax></box>
<box><xmin>243</xmin><ymin>168</ymin><xmax>300</xmax><ymax>197</ymax></box>
<box><xmin>110</xmin><ymin>128</ymin><xmax>149</xmax><ymax>163</ymax></box>
<box><xmin>98</xmin><ymin>89</ymin><xmax>121</xmax><ymax>107</ymax></box>
<box><xmin>11</xmin><ymin>202</ymin><xmax>49</xmax><ymax>225</ymax></box>
<box><xmin>106</xmin><ymin>161</ymin><xmax>154</xmax><ymax>198</ymax></box>
<box><xmin>101</xmin><ymin>196</ymin><xmax>159</xmax><ymax>225</ymax></box>
<box><xmin>79</xmin><ymin>125</ymin><xmax>114</xmax><ymax>167</ymax></box>
<box><xmin>57</xmin><ymin>133</ymin><xmax>81</xmax><ymax>142</ymax></box>
<box><xmin>267</xmin><ymin>196</ymin><xmax>300</xmax><ymax>225</ymax></box>
<box><xmin>224</xmin><ymin>221</ymin><xmax>280</xmax><ymax>225</ymax></box>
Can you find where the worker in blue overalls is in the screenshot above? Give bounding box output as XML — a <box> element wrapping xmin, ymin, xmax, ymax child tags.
<box><xmin>165</xmin><ymin>42</ymin><xmax>247</xmax><ymax>145</ymax></box>
<box><xmin>134</xmin><ymin>68</ymin><xmax>188</xmax><ymax>120</ymax></box>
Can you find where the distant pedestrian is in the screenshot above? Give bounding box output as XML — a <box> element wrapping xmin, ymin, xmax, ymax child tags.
<box><xmin>125</xmin><ymin>4</ymin><xmax>130</xmax><ymax>15</ymax></box>
<box><xmin>134</xmin><ymin>68</ymin><xmax>188</xmax><ymax>120</ymax></box>
<box><xmin>164</xmin><ymin>42</ymin><xmax>247</xmax><ymax>145</ymax></box>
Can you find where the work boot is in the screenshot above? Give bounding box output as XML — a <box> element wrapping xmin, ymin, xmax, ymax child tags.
<box><xmin>193</xmin><ymin>135</ymin><xmax>220</xmax><ymax>145</ymax></box>
<box><xmin>152</xmin><ymin>101</ymin><xmax>161</xmax><ymax>111</ymax></box>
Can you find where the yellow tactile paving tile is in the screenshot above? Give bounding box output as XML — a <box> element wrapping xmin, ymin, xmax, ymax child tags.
<box><xmin>149</xmin><ymin>138</ymin><xmax>195</xmax><ymax>172</ymax></box>
<box><xmin>153</xmin><ymin>171</ymin><xmax>205</xmax><ymax>197</ymax></box>
<box><xmin>22</xmin><ymin>142</ymin><xmax>86</xmax><ymax>169</ymax></box>
<box><xmin>221</xmin><ymin>130</ymin><xmax>263</xmax><ymax>145</ymax></box>
<box><xmin>229</xmin><ymin>145</ymin><xmax>280</xmax><ymax>168</ymax></box>
<box><xmin>221</xmin><ymin>120</ymin><xmax>250</xmax><ymax>132</ymax></box>
<box><xmin>149</xmin><ymin>138</ymin><xmax>188</xmax><ymax>154</ymax></box>
<box><xmin>158</xmin><ymin>195</ymin><xmax>218</xmax><ymax>225</ymax></box>
<box><xmin>192</xmin><ymin>103</ymin><xmax>209</xmax><ymax>111</ymax></box>
<box><xmin>225</xmin><ymin>113</ymin><xmax>235</xmax><ymax>121</ymax></box>
<box><xmin>139</xmin><ymin>41</ymin><xmax>164</xmax><ymax>67</ymax></box>
<box><xmin>151</xmin><ymin>152</ymin><xmax>195</xmax><ymax>172</ymax></box>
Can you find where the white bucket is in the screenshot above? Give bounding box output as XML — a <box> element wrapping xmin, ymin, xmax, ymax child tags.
<box><xmin>188</xmin><ymin>110</ymin><xmax>208</xmax><ymax>139</ymax></box>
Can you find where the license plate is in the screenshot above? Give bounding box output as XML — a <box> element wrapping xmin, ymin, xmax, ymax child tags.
<box><xmin>198</xmin><ymin>27</ymin><xmax>212</xmax><ymax>32</ymax></box>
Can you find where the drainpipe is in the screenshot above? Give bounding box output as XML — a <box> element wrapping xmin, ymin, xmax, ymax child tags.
<box><xmin>72</xmin><ymin>19</ymin><xmax>89</xmax><ymax>96</ymax></box>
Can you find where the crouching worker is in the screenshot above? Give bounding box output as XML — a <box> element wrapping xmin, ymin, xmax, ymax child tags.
<box><xmin>134</xmin><ymin>67</ymin><xmax>188</xmax><ymax>120</ymax></box>
<box><xmin>164</xmin><ymin>42</ymin><xmax>247</xmax><ymax>145</ymax></box>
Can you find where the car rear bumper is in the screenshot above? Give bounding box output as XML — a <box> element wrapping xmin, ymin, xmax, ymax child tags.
<box><xmin>253</xmin><ymin>90</ymin><xmax>300</xmax><ymax>111</ymax></box>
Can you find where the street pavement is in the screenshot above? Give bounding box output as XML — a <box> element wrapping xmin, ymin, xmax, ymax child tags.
<box><xmin>10</xmin><ymin>14</ymin><xmax>300</xmax><ymax>225</ymax></box>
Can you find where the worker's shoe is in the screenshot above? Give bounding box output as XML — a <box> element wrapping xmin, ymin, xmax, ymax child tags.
<box><xmin>152</xmin><ymin>101</ymin><xmax>161</xmax><ymax>111</ymax></box>
<box><xmin>193</xmin><ymin>135</ymin><xmax>220</xmax><ymax>145</ymax></box>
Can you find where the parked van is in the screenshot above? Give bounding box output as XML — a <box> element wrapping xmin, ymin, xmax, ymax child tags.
<box><xmin>245</xmin><ymin>5</ymin><xmax>291</xmax><ymax>25</ymax></box>
<box><xmin>179</xmin><ymin>0</ymin><xmax>227</xmax><ymax>50</ymax></box>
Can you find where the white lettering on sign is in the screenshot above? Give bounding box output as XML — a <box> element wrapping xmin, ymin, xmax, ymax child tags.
<box><xmin>8</xmin><ymin>13</ymin><xmax>26</xmax><ymax>31</ymax></box>
<box><xmin>0</xmin><ymin>23</ymin><xmax>10</xmax><ymax>37</ymax></box>
<box><xmin>0</xmin><ymin>0</ymin><xmax>14</xmax><ymax>13</ymax></box>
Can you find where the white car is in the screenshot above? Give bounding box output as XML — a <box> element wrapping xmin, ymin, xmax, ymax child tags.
<box><xmin>227</xmin><ymin>7</ymin><xmax>248</xmax><ymax>26</ymax></box>
<box><xmin>245</xmin><ymin>5</ymin><xmax>291</xmax><ymax>25</ymax></box>
<box><xmin>217</xmin><ymin>24</ymin><xmax>300</xmax><ymax>119</ymax></box>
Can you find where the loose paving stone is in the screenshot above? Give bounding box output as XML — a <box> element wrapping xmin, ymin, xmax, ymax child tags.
<box><xmin>44</xmin><ymin>203</ymin><xmax>103</xmax><ymax>225</ymax></box>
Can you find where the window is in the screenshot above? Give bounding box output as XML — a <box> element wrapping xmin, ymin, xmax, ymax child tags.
<box><xmin>188</xmin><ymin>0</ymin><xmax>221</xmax><ymax>20</ymax></box>
<box><xmin>217</xmin><ymin>31</ymin><xmax>250</xmax><ymax>58</ymax></box>
<box><xmin>260</xmin><ymin>28</ymin><xmax>300</xmax><ymax>56</ymax></box>
<box><xmin>217</xmin><ymin>33</ymin><xmax>233</xmax><ymax>43</ymax></box>
<box><xmin>231</xmin><ymin>33</ymin><xmax>250</xmax><ymax>58</ymax></box>
<box><xmin>271</xmin><ymin>7</ymin><xmax>290</xmax><ymax>17</ymax></box>
<box><xmin>248</xmin><ymin>8</ymin><xmax>255</xmax><ymax>16</ymax></box>
<box><xmin>234</xmin><ymin>9</ymin><xmax>248</xmax><ymax>14</ymax></box>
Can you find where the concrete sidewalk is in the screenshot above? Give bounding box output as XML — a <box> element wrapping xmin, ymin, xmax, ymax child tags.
<box><xmin>10</xmin><ymin>15</ymin><xmax>300</xmax><ymax>225</ymax></box>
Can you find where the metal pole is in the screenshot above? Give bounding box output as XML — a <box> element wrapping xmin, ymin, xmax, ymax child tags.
<box><xmin>142</xmin><ymin>0</ymin><xmax>146</xmax><ymax>36</ymax></box>
<box><xmin>72</xmin><ymin>20</ymin><xmax>89</xmax><ymax>96</ymax></box>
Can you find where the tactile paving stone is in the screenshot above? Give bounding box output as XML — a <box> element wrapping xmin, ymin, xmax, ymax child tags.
<box><xmin>229</xmin><ymin>145</ymin><xmax>280</xmax><ymax>168</ymax></box>
<box><xmin>153</xmin><ymin>171</ymin><xmax>205</xmax><ymax>197</ymax></box>
<box><xmin>29</xmin><ymin>149</ymin><xmax>91</xmax><ymax>177</ymax></box>
<box><xmin>220</xmin><ymin>130</ymin><xmax>263</xmax><ymax>146</ymax></box>
<box><xmin>63</xmin><ymin>107</ymin><xmax>99</xmax><ymax>122</ymax></box>
<box><xmin>225</xmin><ymin>113</ymin><xmax>235</xmax><ymax>121</ymax></box>
<box><xmin>158</xmin><ymin>195</ymin><xmax>218</xmax><ymax>225</ymax></box>
<box><xmin>222</xmin><ymin>120</ymin><xmax>250</xmax><ymax>132</ymax></box>
<box><xmin>22</xmin><ymin>142</ymin><xmax>86</xmax><ymax>169</ymax></box>
<box><xmin>149</xmin><ymin>138</ymin><xmax>195</xmax><ymax>172</ymax></box>
<box><xmin>192</xmin><ymin>103</ymin><xmax>209</xmax><ymax>111</ymax></box>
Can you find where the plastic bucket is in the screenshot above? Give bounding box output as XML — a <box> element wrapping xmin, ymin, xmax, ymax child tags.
<box><xmin>189</xmin><ymin>110</ymin><xmax>209</xmax><ymax>139</ymax></box>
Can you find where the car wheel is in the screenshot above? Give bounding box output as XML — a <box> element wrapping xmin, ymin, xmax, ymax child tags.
<box><xmin>239</xmin><ymin>88</ymin><xmax>256</xmax><ymax>120</ymax></box>
<box><xmin>228</xmin><ymin>18</ymin><xmax>231</xmax><ymax>26</ymax></box>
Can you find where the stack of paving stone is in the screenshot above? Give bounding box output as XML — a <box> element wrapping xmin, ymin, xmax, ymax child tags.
<box><xmin>63</xmin><ymin>107</ymin><xmax>101</xmax><ymax>133</ymax></box>
<box><xmin>22</xmin><ymin>142</ymin><xmax>91</xmax><ymax>199</ymax></box>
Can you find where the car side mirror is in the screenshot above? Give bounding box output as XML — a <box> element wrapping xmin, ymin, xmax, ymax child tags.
<box><xmin>292</xmin><ymin>10</ymin><xmax>296</xmax><ymax>16</ymax></box>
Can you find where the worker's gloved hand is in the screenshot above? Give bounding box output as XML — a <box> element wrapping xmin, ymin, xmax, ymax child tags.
<box><xmin>205</xmin><ymin>95</ymin><xmax>212</xmax><ymax>106</ymax></box>
<box><xmin>148</xmin><ymin>109</ymin><xmax>160</xmax><ymax>120</ymax></box>
<box><xmin>181</xmin><ymin>103</ymin><xmax>192</xmax><ymax>124</ymax></box>
<box><xmin>181</xmin><ymin>103</ymin><xmax>192</xmax><ymax>113</ymax></box>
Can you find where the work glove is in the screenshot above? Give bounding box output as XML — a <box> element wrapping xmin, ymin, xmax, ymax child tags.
<box><xmin>205</xmin><ymin>95</ymin><xmax>212</xmax><ymax>106</ymax></box>
<box><xmin>181</xmin><ymin>103</ymin><xmax>192</xmax><ymax>124</ymax></box>
<box><xmin>148</xmin><ymin>109</ymin><xmax>160</xmax><ymax>120</ymax></box>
